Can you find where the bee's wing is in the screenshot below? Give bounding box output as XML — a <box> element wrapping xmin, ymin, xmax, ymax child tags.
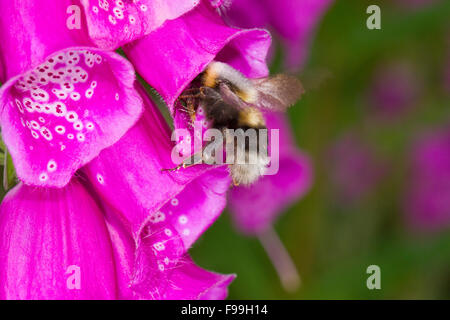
<box><xmin>218</xmin><ymin>83</ymin><xmax>252</xmax><ymax>109</ymax></box>
<box><xmin>252</xmin><ymin>74</ymin><xmax>304</xmax><ymax>112</ymax></box>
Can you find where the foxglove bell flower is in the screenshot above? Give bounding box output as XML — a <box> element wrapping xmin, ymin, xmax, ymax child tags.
<box><xmin>80</xmin><ymin>0</ymin><xmax>200</xmax><ymax>50</ymax></box>
<box><xmin>404</xmin><ymin>129</ymin><xmax>450</xmax><ymax>232</ymax></box>
<box><xmin>225</xmin><ymin>0</ymin><xmax>334</xmax><ymax>71</ymax></box>
<box><xmin>0</xmin><ymin>179</ymin><xmax>234</xmax><ymax>299</ymax></box>
<box><xmin>0</xmin><ymin>0</ymin><xmax>236</xmax><ymax>299</ymax></box>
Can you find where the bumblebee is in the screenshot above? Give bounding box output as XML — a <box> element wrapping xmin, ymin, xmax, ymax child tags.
<box><xmin>169</xmin><ymin>61</ymin><xmax>303</xmax><ymax>185</ymax></box>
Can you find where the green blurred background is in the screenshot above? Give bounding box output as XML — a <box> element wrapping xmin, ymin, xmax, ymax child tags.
<box><xmin>189</xmin><ymin>0</ymin><xmax>450</xmax><ymax>299</ymax></box>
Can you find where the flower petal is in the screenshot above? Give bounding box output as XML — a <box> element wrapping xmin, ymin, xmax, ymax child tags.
<box><xmin>123</xmin><ymin>1</ymin><xmax>271</xmax><ymax>111</ymax></box>
<box><xmin>81</xmin><ymin>84</ymin><xmax>230</xmax><ymax>247</ymax></box>
<box><xmin>228</xmin><ymin>113</ymin><xmax>313</xmax><ymax>234</ymax></box>
<box><xmin>0</xmin><ymin>48</ymin><xmax>142</xmax><ymax>187</ymax></box>
<box><xmin>227</xmin><ymin>0</ymin><xmax>334</xmax><ymax>70</ymax></box>
<box><xmin>80</xmin><ymin>0</ymin><xmax>200</xmax><ymax>50</ymax></box>
<box><xmin>328</xmin><ymin>133</ymin><xmax>386</xmax><ymax>204</ymax></box>
<box><xmin>0</xmin><ymin>179</ymin><xmax>118</xmax><ymax>299</ymax></box>
<box><xmin>224</xmin><ymin>0</ymin><xmax>268</xmax><ymax>29</ymax></box>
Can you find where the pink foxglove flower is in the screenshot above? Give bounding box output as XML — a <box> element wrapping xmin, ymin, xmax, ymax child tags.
<box><xmin>81</xmin><ymin>84</ymin><xmax>232</xmax><ymax>250</ymax></box>
<box><xmin>225</xmin><ymin>0</ymin><xmax>334</xmax><ymax>71</ymax></box>
<box><xmin>404</xmin><ymin>129</ymin><xmax>450</xmax><ymax>232</ymax></box>
<box><xmin>328</xmin><ymin>134</ymin><xmax>386</xmax><ymax>205</ymax></box>
<box><xmin>0</xmin><ymin>0</ymin><xmax>238</xmax><ymax>299</ymax></box>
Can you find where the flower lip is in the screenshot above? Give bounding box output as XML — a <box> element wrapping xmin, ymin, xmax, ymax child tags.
<box><xmin>0</xmin><ymin>46</ymin><xmax>143</xmax><ymax>187</ymax></box>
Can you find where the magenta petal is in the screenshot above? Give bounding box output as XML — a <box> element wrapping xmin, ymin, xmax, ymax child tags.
<box><xmin>124</xmin><ymin>1</ymin><xmax>271</xmax><ymax>111</ymax></box>
<box><xmin>80</xmin><ymin>0</ymin><xmax>200</xmax><ymax>50</ymax></box>
<box><xmin>227</xmin><ymin>0</ymin><xmax>333</xmax><ymax>71</ymax></box>
<box><xmin>82</xmin><ymin>85</ymin><xmax>230</xmax><ymax>246</ymax></box>
<box><xmin>328</xmin><ymin>134</ymin><xmax>386</xmax><ymax>204</ymax></box>
<box><xmin>229</xmin><ymin>113</ymin><xmax>313</xmax><ymax>234</ymax></box>
<box><xmin>132</xmin><ymin>211</ymin><xmax>234</xmax><ymax>299</ymax></box>
<box><xmin>101</xmin><ymin>207</ymin><xmax>137</xmax><ymax>299</ymax></box>
<box><xmin>0</xmin><ymin>180</ymin><xmax>118</xmax><ymax>299</ymax></box>
<box><xmin>0</xmin><ymin>48</ymin><xmax>142</xmax><ymax>187</ymax></box>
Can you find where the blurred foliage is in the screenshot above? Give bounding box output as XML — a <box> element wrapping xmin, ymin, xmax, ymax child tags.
<box><xmin>190</xmin><ymin>0</ymin><xmax>450</xmax><ymax>299</ymax></box>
